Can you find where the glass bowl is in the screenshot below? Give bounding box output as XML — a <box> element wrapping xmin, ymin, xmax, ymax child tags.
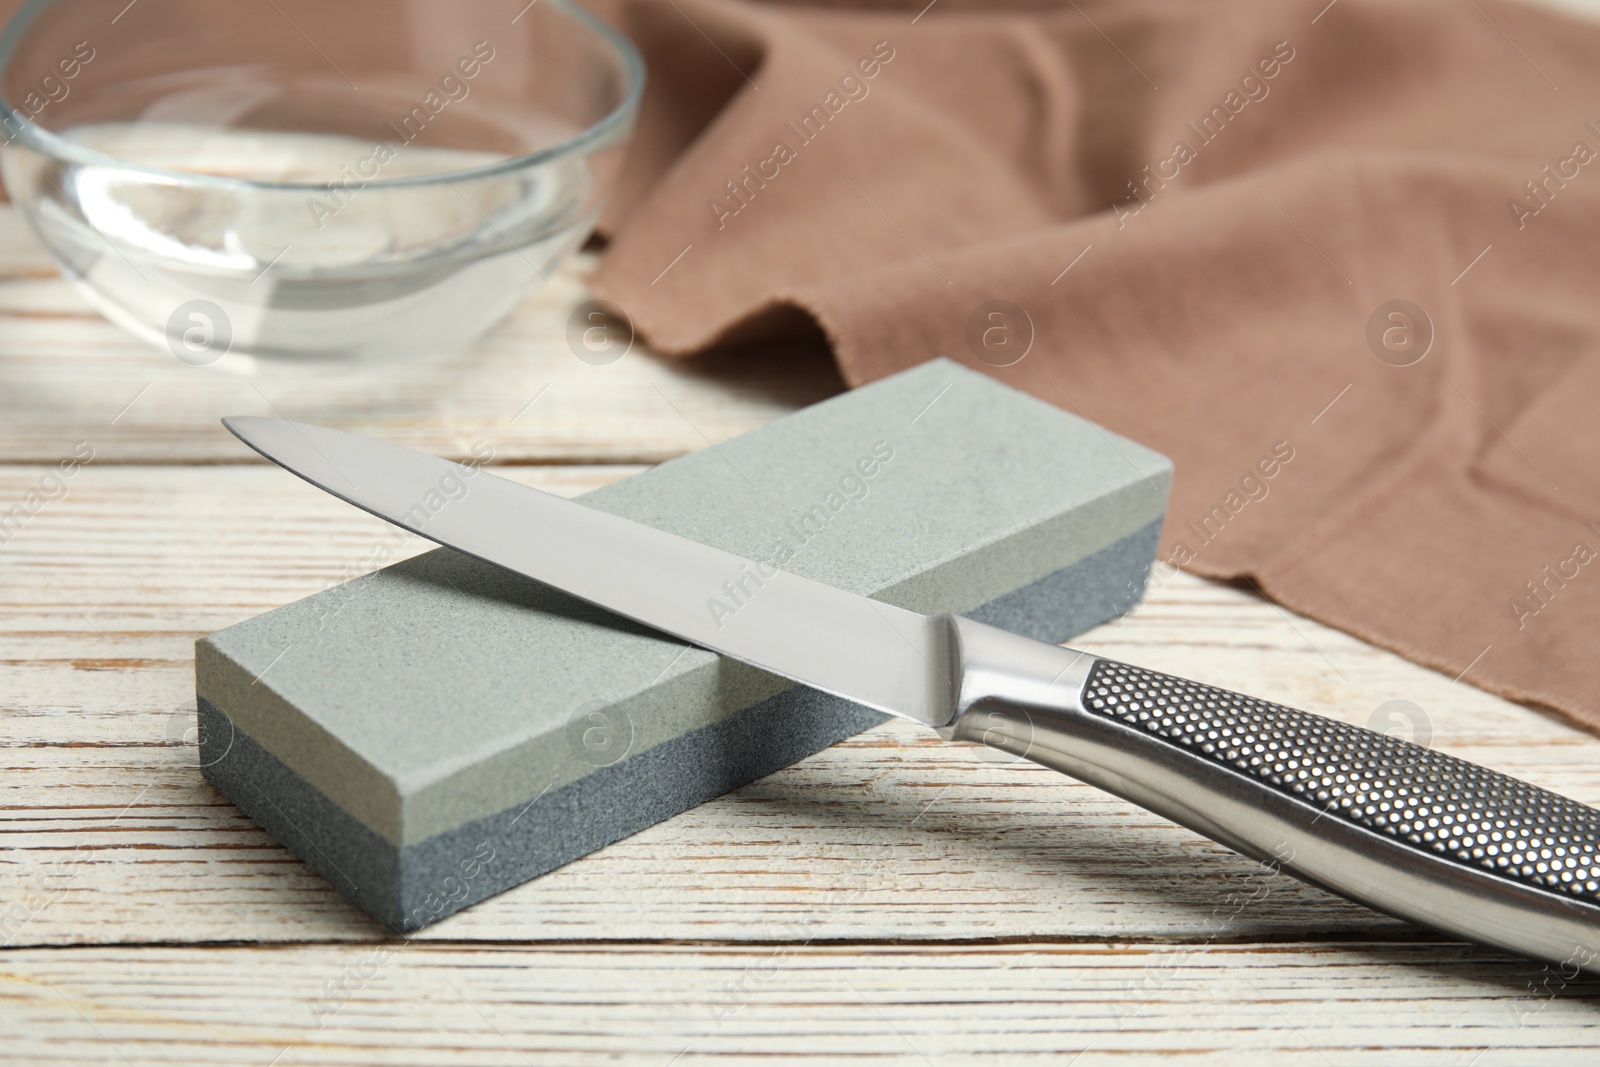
<box><xmin>0</xmin><ymin>0</ymin><xmax>642</xmax><ymax>365</ymax></box>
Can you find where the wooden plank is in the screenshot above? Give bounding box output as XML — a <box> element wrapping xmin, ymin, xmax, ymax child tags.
<box><xmin>2</xmin><ymin>941</ymin><xmax>1597</xmax><ymax>1065</ymax></box>
<box><xmin>0</xmin><ymin>208</ymin><xmax>844</xmax><ymax>466</ymax></box>
<box><xmin>3</xmin><ymin>465</ymin><xmax>1599</xmax><ymax>949</ymax></box>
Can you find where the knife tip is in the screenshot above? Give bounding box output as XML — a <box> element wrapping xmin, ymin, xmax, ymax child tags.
<box><xmin>221</xmin><ymin>416</ymin><xmax>291</xmax><ymax>459</ymax></box>
<box><xmin>221</xmin><ymin>415</ymin><xmax>271</xmax><ymax>439</ymax></box>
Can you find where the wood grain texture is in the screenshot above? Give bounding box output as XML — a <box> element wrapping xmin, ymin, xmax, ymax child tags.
<box><xmin>4</xmin><ymin>942</ymin><xmax>1598</xmax><ymax>1066</ymax></box>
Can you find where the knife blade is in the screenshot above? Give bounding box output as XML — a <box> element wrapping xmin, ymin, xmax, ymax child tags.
<box><xmin>224</xmin><ymin>416</ymin><xmax>1600</xmax><ymax>976</ymax></box>
<box><xmin>221</xmin><ymin>416</ymin><xmax>956</xmax><ymax>727</ymax></box>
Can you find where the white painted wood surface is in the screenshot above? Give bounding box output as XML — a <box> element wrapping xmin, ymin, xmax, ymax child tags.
<box><xmin>6</xmin><ymin>130</ymin><xmax>1600</xmax><ymax>1060</ymax></box>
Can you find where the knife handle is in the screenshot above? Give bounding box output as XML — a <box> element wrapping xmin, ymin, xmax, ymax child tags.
<box><xmin>940</xmin><ymin>616</ymin><xmax>1600</xmax><ymax>973</ymax></box>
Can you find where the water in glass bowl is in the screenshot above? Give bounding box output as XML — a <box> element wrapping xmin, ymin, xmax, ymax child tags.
<box><xmin>11</xmin><ymin>121</ymin><xmax>594</xmax><ymax>364</ymax></box>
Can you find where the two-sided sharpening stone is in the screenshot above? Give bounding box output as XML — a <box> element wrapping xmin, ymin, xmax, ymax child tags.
<box><xmin>194</xmin><ymin>358</ymin><xmax>1172</xmax><ymax>930</ymax></box>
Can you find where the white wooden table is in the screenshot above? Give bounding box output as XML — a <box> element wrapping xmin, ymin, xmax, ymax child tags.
<box><xmin>3</xmin><ymin>195</ymin><xmax>1600</xmax><ymax>1063</ymax></box>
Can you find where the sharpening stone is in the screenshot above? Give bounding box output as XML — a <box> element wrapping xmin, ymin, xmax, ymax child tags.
<box><xmin>194</xmin><ymin>358</ymin><xmax>1172</xmax><ymax>930</ymax></box>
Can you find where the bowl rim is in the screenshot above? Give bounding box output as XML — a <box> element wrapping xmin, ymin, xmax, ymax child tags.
<box><xmin>0</xmin><ymin>0</ymin><xmax>645</xmax><ymax>190</ymax></box>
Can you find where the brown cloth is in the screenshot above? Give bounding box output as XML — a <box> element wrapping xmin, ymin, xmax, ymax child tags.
<box><xmin>587</xmin><ymin>0</ymin><xmax>1600</xmax><ymax>732</ymax></box>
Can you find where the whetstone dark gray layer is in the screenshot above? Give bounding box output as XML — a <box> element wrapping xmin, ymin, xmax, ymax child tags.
<box><xmin>195</xmin><ymin>359</ymin><xmax>1172</xmax><ymax>931</ymax></box>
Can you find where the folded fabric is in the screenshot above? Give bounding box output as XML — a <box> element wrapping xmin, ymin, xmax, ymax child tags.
<box><xmin>587</xmin><ymin>0</ymin><xmax>1600</xmax><ymax>735</ymax></box>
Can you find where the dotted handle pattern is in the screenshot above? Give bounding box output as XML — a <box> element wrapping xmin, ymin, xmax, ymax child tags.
<box><xmin>1081</xmin><ymin>659</ymin><xmax>1600</xmax><ymax>907</ymax></box>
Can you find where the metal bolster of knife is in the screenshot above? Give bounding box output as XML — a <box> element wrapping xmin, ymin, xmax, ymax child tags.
<box><xmin>937</xmin><ymin>615</ymin><xmax>1600</xmax><ymax>974</ymax></box>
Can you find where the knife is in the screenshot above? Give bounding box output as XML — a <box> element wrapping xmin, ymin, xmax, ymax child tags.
<box><xmin>223</xmin><ymin>416</ymin><xmax>1600</xmax><ymax>974</ymax></box>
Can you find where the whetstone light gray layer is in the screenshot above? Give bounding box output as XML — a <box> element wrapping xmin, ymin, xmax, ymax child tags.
<box><xmin>195</xmin><ymin>359</ymin><xmax>1173</xmax><ymax>931</ymax></box>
